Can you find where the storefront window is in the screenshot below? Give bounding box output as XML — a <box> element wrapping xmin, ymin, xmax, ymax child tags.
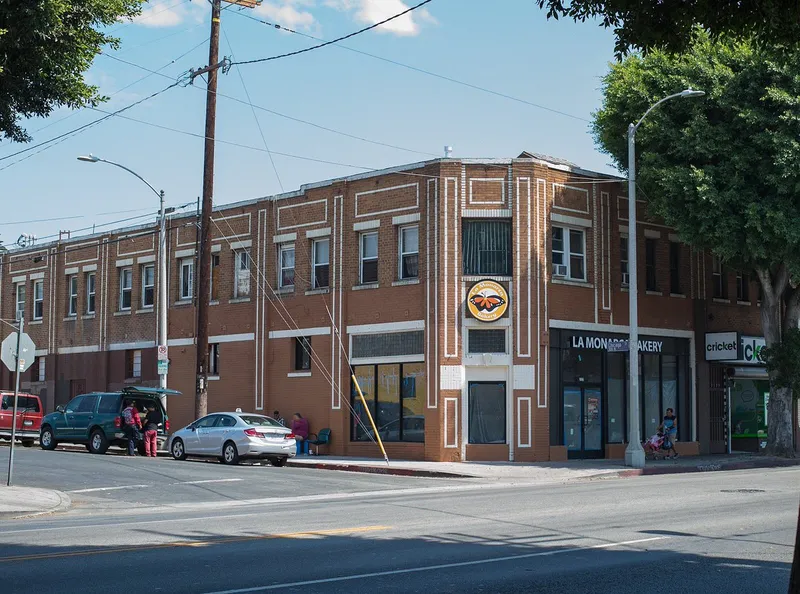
<box><xmin>643</xmin><ymin>354</ymin><xmax>661</xmax><ymax>439</ymax></box>
<box><xmin>351</xmin><ymin>366</ymin><xmax>376</xmax><ymax>442</ymax></box>
<box><xmin>351</xmin><ymin>363</ymin><xmax>425</xmax><ymax>442</ymax></box>
<box><xmin>731</xmin><ymin>379</ymin><xmax>769</xmax><ymax>441</ymax></box>
<box><xmin>561</xmin><ymin>349</ymin><xmax>603</xmax><ymax>385</ymax></box>
<box><xmin>662</xmin><ymin>355</ymin><xmax>678</xmax><ymax>438</ymax></box>
<box><xmin>401</xmin><ymin>363</ymin><xmax>426</xmax><ymax>442</ymax></box>
<box><xmin>607</xmin><ymin>353</ymin><xmax>626</xmax><ymax>443</ymax></box>
<box><xmin>468</xmin><ymin>382</ymin><xmax>506</xmax><ymax>444</ymax></box>
<box><xmin>377</xmin><ymin>365</ymin><xmax>401</xmax><ymax>438</ymax></box>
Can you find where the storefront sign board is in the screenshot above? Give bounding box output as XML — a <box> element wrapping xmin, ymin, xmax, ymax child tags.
<box><xmin>704</xmin><ymin>332</ymin><xmax>740</xmax><ymax>361</ymax></box>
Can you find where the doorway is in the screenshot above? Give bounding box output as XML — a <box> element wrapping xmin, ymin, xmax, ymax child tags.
<box><xmin>563</xmin><ymin>385</ymin><xmax>603</xmax><ymax>458</ymax></box>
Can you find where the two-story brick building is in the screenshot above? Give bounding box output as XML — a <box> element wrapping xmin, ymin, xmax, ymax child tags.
<box><xmin>0</xmin><ymin>152</ymin><xmax>784</xmax><ymax>461</ymax></box>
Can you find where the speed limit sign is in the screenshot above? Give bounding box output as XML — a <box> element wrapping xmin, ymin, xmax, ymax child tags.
<box><xmin>157</xmin><ymin>345</ymin><xmax>168</xmax><ymax>361</ymax></box>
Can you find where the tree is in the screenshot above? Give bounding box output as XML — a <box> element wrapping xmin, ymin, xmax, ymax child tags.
<box><xmin>0</xmin><ymin>0</ymin><xmax>145</xmax><ymax>143</ymax></box>
<box><xmin>592</xmin><ymin>31</ymin><xmax>800</xmax><ymax>458</ymax></box>
<box><xmin>536</xmin><ymin>1</ymin><xmax>800</xmax><ymax>56</ymax></box>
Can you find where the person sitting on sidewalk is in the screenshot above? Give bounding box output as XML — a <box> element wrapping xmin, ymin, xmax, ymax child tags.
<box><xmin>142</xmin><ymin>404</ymin><xmax>162</xmax><ymax>458</ymax></box>
<box><xmin>291</xmin><ymin>413</ymin><xmax>309</xmax><ymax>455</ymax></box>
<box><xmin>121</xmin><ymin>400</ymin><xmax>142</xmax><ymax>457</ymax></box>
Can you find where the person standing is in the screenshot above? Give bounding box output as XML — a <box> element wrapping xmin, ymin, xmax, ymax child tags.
<box><xmin>143</xmin><ymin>404</ymin><xmax>163</xmax><ymax>458</ymax></box>
<box><xmin>291</xmin><ymin>413</ymin><xmax>309</xmax><ymax>455</ymax></box>
<box><xmin>273</xmin><ymin>410</ymin><xmax>285</xmax><ymax>427</ymax></box>
<box><xmin>121</xmin><ymin>400</ymin><xmax>142</xmax><ymax>457</ymax></box>
<box><xmin>659</xmin><ymin>407</ymin><xmax>679</xmax><ymax>459</ymax></box>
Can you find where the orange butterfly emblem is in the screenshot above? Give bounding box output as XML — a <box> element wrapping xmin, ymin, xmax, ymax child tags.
<box><xmin>469</xmin><ymin>292</ymin><xmax>506</xmax><ymax>313</ymax></box>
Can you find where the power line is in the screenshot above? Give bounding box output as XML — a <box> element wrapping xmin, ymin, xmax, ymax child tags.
<box><xmin>231</xmin><ymin>0</ymin><xmax>435</xmax><ymax>66</ymax></box>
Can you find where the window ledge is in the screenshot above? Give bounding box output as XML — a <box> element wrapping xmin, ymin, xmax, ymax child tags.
<box><xmin>82</xmin><ymin>314</ymin><xmax>96</xmax><ymax>320</ymax></box>
<box><xmin>621</xmin><ymin>286</ymin><xmax>629</xmax><ymax>292</ymax></box>
<box><xmin>712</xmin><ymin>298</ymin><xmax>731</xmax><ymax>304</ymax></box>
<box><xmin>136</xmin><ymin>308</ymin><xmax>154</xmax><ymax>314</ymax></box>
<box><xmin>288</xmin><ymin>371</ymin><xmax>312</xmax><ymax>378</ymax></box>
<box><xmin>670</xmin><ymin>293</ymin><xmax>686</xmax><ymax>299</ymax></box>
<box><xmin>28</xmin><ymin>320</ymin><xmax>43</xmax><ymax>325</ymax></box>
<box><xmin>463</xmin><ymin>275</ymin><xmax>512</xmax><ymax>283</ymax></box>
<box><xmin>230</xmin><ymin>297</ymin><xmax>251</xmax><ymax>304</ymax></box>
<box><xmin>63</xmin><ymin>316</ymin><xmax>78</xmax><ymax>322</ymax></box>
<box><xmin>305</xmin><ymin>288</ymin><xmax>330</xmax><ymax>296</ymax></box>
<box><xmin>737</xmin><ymin>300</ymin><xmax>752</xmax><ymax>306</ymax></box>
<box><xmin>208</xmin><ymin>375</ymin><xmax>220</xmax><ymax>381</ymax></box>
<box><xmin>114</xmin><ymin>311</ymin><xmax>132</xmax><ymax>317</ymax></box>
<box><xmin>645</xmin><ymin>290</ymin><xmax>663</xmax><ymax>296</ymax></box>
<box><xmin>352</xmin><ymin>283</ymin><xmax>379</xmax><ymax>291</ymax></box>
<box><xmin>392</xmin><ymin>278</ymin><xmax>420</xmax><ymax>287</ymax></box>
<box><xmin>209</xmin><ymin>300</ymin><xmax>220</xmax><ymax>306</ymax></box>
<box><xmin>174</xmin><ymin>300</ymin><xmax>193</xmax><ymax>307</ymax></box>
<box><xmin>275</xmin><ymin>286</ymin><xmax>294</xmax><ymax>295</ymax></box>
<box><xmin>124</xmin><ymin>378</ymin><xmax>140</xmax><ymax>384</ymax></box>
<box><xmin>551</xmin><ymin>278</ymin><xmax>593</xmax><ymax>289</ymax></box>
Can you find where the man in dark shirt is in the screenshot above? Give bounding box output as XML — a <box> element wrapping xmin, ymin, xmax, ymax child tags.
<box><xmin>143</xmin><ymin>404</ymin><xmax>163</xmax><ymax>458</ymax></box>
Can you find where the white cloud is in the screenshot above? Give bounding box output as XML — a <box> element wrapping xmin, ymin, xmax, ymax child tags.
<box><xmin>325</xmin><ymin>0</ymin><xmax>435</xmax><ymax>36</ymax></box>
<box><xmin>254</xmin><ymin>1</ymin><xmax>316</xmax><ymax>30</ymax></box>
<box><xmin>133</xmin><ymin>0</ymin><xmax>208</xmax><ymax>29</ymax></box>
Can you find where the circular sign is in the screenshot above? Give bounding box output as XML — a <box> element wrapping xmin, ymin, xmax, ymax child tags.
<box><xmin>467</xmin><ymin>280</ymin><xmax>509</xmax><ymax>322</ymax></box>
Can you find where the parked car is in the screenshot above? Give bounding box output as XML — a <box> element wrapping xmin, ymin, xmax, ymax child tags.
<box><xmin>0</xmin><ymin>392</ymin><xmax>43</xmax><ymax>447</ymax></box>
<box><xmin>168</xmin><ymin>412</ymin><xmax>296</xmax><ymax>466</ymax></box>
<box><xmin>39</xmin><ymin>387</ymin><xmax>178</xmax><ymax>454</ymax></box>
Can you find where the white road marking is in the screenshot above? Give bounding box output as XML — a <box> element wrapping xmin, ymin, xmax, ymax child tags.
<box><xmin>68</xmin><ymin>485</ymin><xmax>149</xmax><ymax>493</ymax></box>
<box><xmin>67</xmin><ymin>478</ymin><xmax>243</xmax><ymax>493</ymax></box>
<box><xmin>173</xmin><ymin>479</ymin><xmax>243</xmax><ymax>485</ymax></box>
<box><xmin>200</xmin><ymin>537</ymin><xmax>669</xmax><ymax>593</ymax></box>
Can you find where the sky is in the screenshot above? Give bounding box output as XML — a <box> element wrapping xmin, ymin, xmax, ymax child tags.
<box><xmin>0</xmin><ymin>0</ymin><xmax>621</xmax><ymax>246</ymax></box>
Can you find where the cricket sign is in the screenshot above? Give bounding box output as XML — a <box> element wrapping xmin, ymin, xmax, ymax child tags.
<box><xmin>466</xmin><ymin>280</ymin><xmax>509</xmax><ymax>322</ymax></box>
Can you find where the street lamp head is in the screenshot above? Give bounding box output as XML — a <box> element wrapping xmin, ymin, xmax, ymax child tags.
<box><xmin>680</xmin><ymin>88</ymin><xmax>705</xmax><ymax>98</ymax></box>
<box><xmin>77</xmin><ymin>154</ymin><xmax>100</xmax><ymax>163</ymax></box>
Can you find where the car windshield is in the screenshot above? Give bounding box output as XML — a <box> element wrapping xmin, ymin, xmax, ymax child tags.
<box><xmin>240</xmin><ymin>415</ymin><xmax>281</xmax><ymax>427</ymax></box>
<box><xmin>1</xmin><ymin>396</ymin><xmax>40</xmax><ymax>413</ymax></box>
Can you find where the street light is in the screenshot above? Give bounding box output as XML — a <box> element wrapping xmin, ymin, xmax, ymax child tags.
<box><xmin>77</xmin><ymin>154</ymin><xmax>170</xmax><ymax>400</ymax></box>
<box><xmin>624</xmin><ymin>89</ymin><xmax>705</xmax><ymax>469</ymax></box>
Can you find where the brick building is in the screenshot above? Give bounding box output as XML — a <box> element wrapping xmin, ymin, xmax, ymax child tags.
<box><xmin>0</xmin><ymin>152</ymin><xmax>787</xmax><ymax>461</ymax></box>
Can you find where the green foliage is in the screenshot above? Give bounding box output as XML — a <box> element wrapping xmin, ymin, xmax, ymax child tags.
<box><xmin>536</xmin><ymin>0</ymin><xmax>800</xmax><ymax>57</ymax></box>
<box><xmin>0</xmin><ymin>0</ymin><xmax>145</xmax><ymax>142</ymax></box>
<box><xmin>762</xmin><ymin>328</ymin><xmax>800</xmax><ymax>398</ymax></box>
<box><xmin>592</xmin><ymin>31</ymin><xmax>800</xmax><ymax>276</ymax></box>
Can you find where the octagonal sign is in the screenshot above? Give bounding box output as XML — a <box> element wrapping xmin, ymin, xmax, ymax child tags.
<box><xmin>1</xmin><ymin>332</ymin><xmax>36</xmax><ymax>373</ymax></box>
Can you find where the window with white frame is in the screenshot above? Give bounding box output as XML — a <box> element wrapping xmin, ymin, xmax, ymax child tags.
<box><xmin>312</xmin><ymin>239</ymin><xmax>330</xmax><ymax>289</ymax></box>
<box><xmin>119</xmin><ymin>268</ymin><xmax>132</xmax><ymax>311</ymax></box>
<box><xmin>126</xmin><ymin>349</ymin><xmax>142</xmax><ymax>378</ymax></box>
<box><xmin>399</xmin><ymin>226</ymin><xmax>419</xmax><ymax>280</ymax></box>
<box><xmin>620</xmin><ymin>235</ymin><xmax>629</xmax><ymax>286</ymax></box>
<box><xmin>37</xmin><ymin>356</ymin><xmax>46</xmax><ymax>382</ymax></box>
<box><xmin>33</xmin><ymin>280</ymin><xmax>44</xmax><ymax>320</ymax></box>
<box><xmin>142</xmin><ymin>264</ymin><xmax>155</xmax><ymax>308</ymax></box>
<box><xmin>68</xmin><ymin>275</ymin><xmax>78</xmax><ymax>316</ymax></box>
<box><xmin>180</xmin><ymin>258</ymin><xmax>194</xmax><ymax>300</ymax></box>
<box><xmin>15</xmin><ymin>283</ymin><xmax>25</xmax><ymax>319</ymax></box>
<box><xmin>279</xmin><ymin>244</ymin><xmax>295</xmax><ymax>288</ymax></box>
<box><xmin>234</xmin><ymin>250</ymin><xmax>251</xmax><ymax>298</ymax></box>
<box><xmin>209</xmin><ymin>343</ymin><xmax>220</xmax><ymax>376</ymax></box>
<box><xmin>552</xmin><ymin>227</ymin><xmax>586</xmax><ymax>281</ymax></box>
<box><xmin>360</xmin><ymin>232</ymin><xmax>378</xmax><ymax>284</ymax></box>
<box><xmin>86</xmin><ymin>272</ymin><xmax>96</xmax><ymax>314</ymax></box>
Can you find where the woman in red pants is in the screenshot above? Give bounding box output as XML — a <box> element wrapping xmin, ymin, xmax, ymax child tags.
<box><xmin>142</xmin><ymin>404</ymin><xmax>163</xmax><ymax>458</ymax></box>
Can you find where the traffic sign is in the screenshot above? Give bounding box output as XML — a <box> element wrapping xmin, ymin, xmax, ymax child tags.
<box><xmin>157</xmin><ymin>345</ymin><xmax>169</xmax><ymax>361</ymax></box>
<box><xmin>157</xmin><ymin>359</ymin><xmax>169</xmax><ymax>375</ymax></box>
<box><xmin>1</xmin><ymin>333</ymin><xmax>36</xmax><ymax>373</ymax></box>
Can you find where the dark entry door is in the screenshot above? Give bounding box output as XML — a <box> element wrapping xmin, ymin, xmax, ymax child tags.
<box><xmin>564</xmin><ymin>386</ymin><xmax>603</xmax><ymax>458</ymax></box>
<box><xmin>709</xmin><ymin>366</ymin><xmax>727</xmax><ymax>454</ymax></box>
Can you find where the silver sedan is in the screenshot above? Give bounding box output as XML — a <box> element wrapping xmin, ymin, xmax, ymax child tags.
<box><xmin>168</xmin><ymin>412</ymin><xmax>296</xmax><ymax>466</ymax></box>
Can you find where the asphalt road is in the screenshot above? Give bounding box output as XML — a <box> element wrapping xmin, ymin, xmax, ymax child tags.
<box><xmin>0</xmin><ymin>447</ymin><xmax>796</xmax><ymax>593</ymax></box>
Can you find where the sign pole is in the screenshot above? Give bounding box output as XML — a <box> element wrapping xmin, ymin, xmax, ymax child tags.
<box><xmin>7</xmin><ymin>315</ymin><xmax>23</xmax><ymax>487</ymax></box>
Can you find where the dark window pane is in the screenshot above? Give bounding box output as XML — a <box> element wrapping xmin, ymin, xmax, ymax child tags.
<box><xmin>401</xmin><ymin>363</ymin><xmax>425</xmax><ymax>442</ymax></box>
<box><xmin>669</xmin><ymin>242</ymin><xmax>681</xmax><ymax>294</ymax></box>
<box><xmin>561</xmin><ymin>348</ymin><xmax>602</xmax><ymax>384</ymax></box>
<box><xmin>76</xmin><ymin>395</ymin><xmax>98</xmax><ymax>413</ymax></box>
<box><xmin>468</xmin><ymin>383</ymin><xmax>506</xmax><ymax>444</ymax></box>
<box><xmin>462</xmin><ymin>220</ymin><xmax>512</xmax><ymax>276</ymax></box>
<box><xmin>351</xmin><ymin>331</ymin><xmax>424</xmax><ymax>359</ymax></box>
<box><xmin>376</xmin><ymin>365</ymin><xmax>400</xmax><ymax>441</ymax></box>
<box><xmin>643</xmin><ymin>354</ymin><xmax>661</xmax><ymax>439</ymax></box>
<box><xmin>351</xmin><ymin>366</ymin><xmax>376</xmax><ymax>441</ymax></box>
<box><xmin>295</xmin><ymin>337</ymin><xmax>311</xmax><ymax>371</ymax></box>
<box><xmin>314</xmin><ymin>264</ymin><xmax>329</xmax><ymax>289</ymax></box>
<box><xmin>607</xmin><ymin>353</ymin><xmax>626</xmax><ymax>443</ymax></box>
<box><xmin>402</xmin><ymin>254</ymin><xmax>419</xmax><ymax>279</ymax></box>
<box><xmin>662</xmin><ymin>355</ymin><xmax>678</xmax><ymax>438</ymax></box>
<box><xmin>468</xmin><ymin>329</ymin><xmax>506</xmax><ymax>353</ymax></box>
<box><xmin>645</xmin><ymin>238</ymin><xmax>657</xmax><ymax>291</ymax></box>
<box><xmin>98</xmin><ymin>395</ymin><xmax>119</xmax><ymax>414</ymax></box>
<box><xmin>361</xmin><ymin>260</ymin><xmax>378</xmax><ymax>284</ymax></box>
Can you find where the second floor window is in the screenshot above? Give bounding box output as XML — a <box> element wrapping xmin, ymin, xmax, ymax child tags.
<box><xmin>620</xmin><ymin>236</ymin><xmax>629</xmax><ymax>286</ymax></box>
<box><xmin>360</xmin><ymin>232</ymin><xmax>378</xmax><ymax>284</ymax></box>
<box><xmin>552</xmin><ymin>226</ymin><xmax>586</xmax><ymax>281</ymax></box>
<box><xmin>68</xmin><ymin>275</ymin><xmax>78</xmax><ymax>316</ymax></box>
<box><xmin>279</xmin><ymin>244</ymin><xmax>295</xmax><ymax>288</ymax></box>
<box><xmin>180</xmin><ymin>258</ymin><xmax>194</xmax><ymax>300</ymax></box>
<box><xmin>399</xmin><ymin>226</ymin><xmax>419</xmax><ymax>280</ymax></box>
<box><xmin>645</xmin><ymin>238</ymin><xmax>657</xmax><ymax>292</ymax></box>
<box><xmin>33</xmin><ymin>280</ymin><xmax>44</xmax><ymax>320</ymax></box>
<box><xmin>86</xmin><ymin>272</ymin><xmax>96</xmax><ymax>314</ymax></box>
<box><xmin>210</xmin><ymin>254</ymin><xmax>220</xmax><ymax>301</ymax></box>
<box><xmin>312</xmin><ymin>239</ymin><xmax>330</xmax><ymax>289</ymax></box>
<box><xmin>669</xmin><ymin>242</ymin><xmax>682</xmax><ymax>295</ymax></box>
<box><xmin>119</xmin><ymin>268</ymin><xmax>132</xmax><ymax>310</ymax></box>
<box><xmin>15</xmin><ymin>283</ymin><xmax>25</xmax><ymax>318</ymax></box>
<box><xmin>142</xmin><ymin>264</ymin><xmax>155</xmax><ymax>308</ymax></box>
<box><xmin>737</xmin><ymin>272</ymin><xmax>750</xmax><ymax>302</ymax></box>
<box><xmin>463</xmin><ymin>220</ymin><xmax>512</xmax><ymax>276</ymax></box>
<box><xmin>712</xmin><ymin>257</ymin><xmax>727</xmax><ymax>299</ymax></box>
<box><xmin>234</xmin><ymin>250</ymin><xmax>251</xmax><ymax>298</ymax></box>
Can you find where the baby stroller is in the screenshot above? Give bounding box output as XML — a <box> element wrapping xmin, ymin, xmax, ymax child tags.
<box><xmin>644</xmin><ymin>432</ymin><xmax>670</xmax><ymax>460</ymax></box>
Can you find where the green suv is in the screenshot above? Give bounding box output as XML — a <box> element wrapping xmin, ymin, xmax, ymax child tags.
<box><xmin>39</xmin><ymin>387</ymin><xmax>179</xmax><ymax>455</ymax></box>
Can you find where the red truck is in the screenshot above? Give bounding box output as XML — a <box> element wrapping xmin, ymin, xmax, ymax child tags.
<box><xmin>0</xmin><ymin>392</ymin><xmax>43</xmax><ymax>447</ymax></box>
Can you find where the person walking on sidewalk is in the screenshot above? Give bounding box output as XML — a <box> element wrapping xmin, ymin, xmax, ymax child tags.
<box><xmin>121</xmin><ymin>401</ymin><xmax>142</xmax><ymax>457</ymax></box>
<box><xmin>142</xmin><ymin>404</ymin><xmax>162</xmax><ymax>458</ymax></box>
<box><xmin>291</xmin><ymin>413</ymin><xmax>309</xmax><ymax>455</ymax></box>
<box><xmin>659</xmin><ymin>408</ymin><xmax>679</xmax><ymax>459</ymax></box>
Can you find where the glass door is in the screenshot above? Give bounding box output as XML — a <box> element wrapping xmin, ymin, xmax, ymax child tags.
<box><xmin>563</xmin><ymin>386</ymin><xmax>603</xmax><ymax>458</ymax></box>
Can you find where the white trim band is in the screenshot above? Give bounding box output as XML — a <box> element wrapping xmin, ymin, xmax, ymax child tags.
<box><xmin>551</xmin><ymin>213</ymin><xmax>593</xmax><ymax>228</ymax></box>
<box><xmin>109</xmin><ymin>341</ymin><xmax>156</xmax><ymax>351</ymax></box>
<box><xmin>58</xmin><ymin>345</ymin><xmax>100</xmax><ymax>355</ymax></box>
<box><xmin>269</xmin><ymin>326</ymin><xmax>331</xmax><ymax>339</ymax></box>
<box><xmin>347</xmin><ymin>320</ymin><xmax>424</xmax><ymax>335</ymax></box>
<box><xmin>210</xmin><ymin>333</ymin><xmax>255</xmax><ymax>344</ymax></box>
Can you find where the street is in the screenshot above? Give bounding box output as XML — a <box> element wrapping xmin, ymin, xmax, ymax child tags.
<box><xmin>0</xmin><ymin>448</ymin><xmax>795</xmax><ymax>593</ymax></box>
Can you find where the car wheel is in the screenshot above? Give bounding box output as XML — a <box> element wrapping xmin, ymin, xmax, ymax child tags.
<box><xmin>221</xmin><ymin>441</ymin><xmax>239</xmax><ymax>465</ymax></box>
<box><xmin>88</xmin><ymin>429</ymin><xmax>109</xmax><ymax>455</ymax></box>
<box><xmin>21</xmin><ymin>439</ymin><xmax>35</xmax><ymax>448</ymax></box>
<box><xmin>171</xmin><ymin>438</ymin><xmax>187</xmax><ymax>461</ymax></box>
<box><xmin>40</xmin><ymin>426</ymin><xmax>57</xmax><ymax>450</ymax></box>
<box><xmin>271</xmin><ymin>456</ymin><xmax>288</xmax><ymax>467</ymax></box>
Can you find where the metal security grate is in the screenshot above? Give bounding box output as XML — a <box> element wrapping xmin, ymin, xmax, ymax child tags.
<box><xmin>468</xmin><ymin>329</ymin><xmax>506</xmax><ymax>354</ymax></box>
<box><xmin>352</xmin><ymin>331</ymin><xmax>424</xmax><ymax>359</ymax></box>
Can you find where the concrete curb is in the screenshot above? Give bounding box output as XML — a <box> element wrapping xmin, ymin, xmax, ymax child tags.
<box><xmin>616</xmin><ymin>457</ymin><xmax>800</xmax><ymax>478</ymax></box>
<box><xmin>286</xmin><ymin>460</ymin><xmax>476</xmax><ymax>479</ymax></box>
<box><xmin>0</xmin><ymin>489</ymin><xmax>72</xmax><ymax>520</ymax></box>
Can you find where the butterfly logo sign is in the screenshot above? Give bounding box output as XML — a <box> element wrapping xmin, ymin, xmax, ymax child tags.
<box><xmin>467</xmin><ymin>280</ymin><xmax>509</xmax><ymax>322</ymax></box>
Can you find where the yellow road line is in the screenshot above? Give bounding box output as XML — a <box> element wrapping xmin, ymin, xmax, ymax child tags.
<box><xmin>0</xmin><ymin>525</ymin><xmax>391</xmax><ymax>563</ymax></box>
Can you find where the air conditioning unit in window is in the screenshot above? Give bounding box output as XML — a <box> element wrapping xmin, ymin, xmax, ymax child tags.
<box><xmin>554</xmin><ymin>264</ymin><xmax>568</xmax><ymax>277</ymax></box>
<box><xmin>622</xmin><ymin>273</ymin><xmax>630</xmax><ymax>286</ymax></box>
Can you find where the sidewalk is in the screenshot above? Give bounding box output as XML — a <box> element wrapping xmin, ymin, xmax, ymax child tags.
<box><xmin>287</xmin><ymin>453</ymin><xmax>800</xmax><ymax>481</ymax></box>
<box><xmin>0</xmin><ymin>486</ymin><xmax>72</xmax><ymax>519</ymax></box>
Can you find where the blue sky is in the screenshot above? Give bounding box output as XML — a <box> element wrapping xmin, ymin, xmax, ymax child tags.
<box><xmin>0</xmin><ymin>0</ymin><xmax>620</xmax><ymax>245</ymax></box>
